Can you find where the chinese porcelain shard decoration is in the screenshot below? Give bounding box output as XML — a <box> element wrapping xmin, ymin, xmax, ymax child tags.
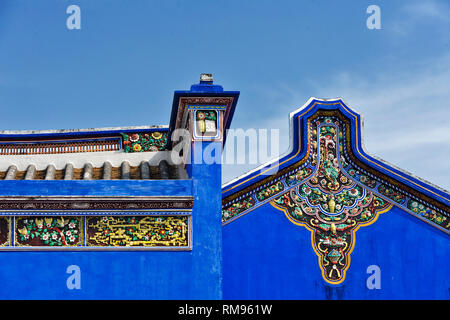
<box><xmin>272</xmin><ymin>119</ymin><xmax>390</xmax><ymax>284</ymax></box>
<box><xmin>222</xmin><ymin>106</ymin><xmax>449</xmax><ymax>284</ymax></box>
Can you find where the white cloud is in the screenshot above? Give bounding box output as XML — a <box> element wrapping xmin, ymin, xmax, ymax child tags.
<box><xmin>391</xmin><ymin>0</ymin><xmax>450</xmax><ymax>37</ymax></box>
<box><xmin>404</xmin><ymin>1</ymin><xmax>450</xmax><ymax>22</ymax></box>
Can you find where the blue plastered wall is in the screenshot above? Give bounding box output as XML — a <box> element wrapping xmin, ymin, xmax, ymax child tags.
<box><xmin>0</xmin><ymin>145</ymin><xmax>223</xmax><ymax>299</ymax></box>
<box><xmin>222</xmin><ymin>203</ymin><xmax>450</xmax><ymax>300</ymax></box>
<box><xmin>0</xmin><ymin>77</ymin><xmax>235</xmax><ymax>299</ymax></box>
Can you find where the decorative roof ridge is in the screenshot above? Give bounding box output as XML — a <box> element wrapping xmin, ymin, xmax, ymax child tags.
<box><xmin>222</xmin><ymin>97</ymin><xmax>333</xmax><ymax>191</ymax></box>
<box><xmin>221</xmin><ymin>97</ymin><xmax>449</xmax><ymax>233</ymax></box>
<box><xmin>223</xmin><ymin>97</ymin><xmax>450</xmax><ymax>200</ymax></box>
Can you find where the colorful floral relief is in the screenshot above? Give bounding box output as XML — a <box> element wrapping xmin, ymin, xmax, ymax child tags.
<box><xmin>121</xmin><ymin>132</ymin><xmax>168</xmax><ymax>153</ymax></box>
<box><xmin>1</xmin><ymin>215</ymin><xmax>189</xmax><ymax>248</ymax></box>
<box><xmin>196</xmin><ymin>110</ymin><xmax>217</xmax><ymax>122</ymax></box>
<box><xmin>273</xmin><ymin>189</ymin><xmax>389</xmax><ymax>284</ymax></box>
<box><xmin>407</xmin><ymin>200</ymin><xmax>448</xmax><ymax>227</ymax></box>
<box><xmin>195</xmin><ymin>110</ymin><xmax>218</xmax><ymax>136</ymax></box>
<box><xmin>222</xmin><ymin>196</ymin><xmax>256</xmax><ymax>221</ymax></box>
<box><xmin>256</xmin><ymin>181</ymin><xmax>284</xmax><ymax>201</ymax></box>
<box><xmin>346</xmin><ymin>167</ymin><xmax>377</xmax><ymax>188</ymax></box>
<box><xmin>310</xmin><ymin>123</ymin><xmax>353</xmax><ymax>193</ymax></box>
<box><xmin>222</xmin><ymin>179</ymin><xmax>288</xmax><ymax>222</ymax></box>
<box><xmin>297</xmin><ymin>184</ymin><xmax>365</xmax><ymax>215</ymax></box>
<box><xmin>15</xmin><ymin>216</ymin><xmax>82</xmax><ymax>247</ymax></box>
<box><xmin>377</xmin><ymin>184</ymin><xmax>407</xmax><ymax>204</ymax></box>
<box><xmin>286</xmin><ymin>168</ymin><xmax>313</xmax><ymax>186</ymax></box>
<box><xmin>343</xmin><ymin>161</ymin><xmax>447</xmax><ymax>228</ymax></box>
<box><xmin>87</xmin><ymin>216</ymin><xmax>188</xmax><ymax>247</ymax></box>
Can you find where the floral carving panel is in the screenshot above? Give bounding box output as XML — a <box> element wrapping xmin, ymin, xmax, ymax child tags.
<box><xmin>121</xmin><ymin>132</ymin><xmax>168</xmax><ymax>152</ymax></box>
<box><xmin>15</xmin><ymin>216</ymin><xmax>82</xmax><ymax>247</ymax></box>
<box><xmin>86</xmin><ymin>216</ymin><xmax>189</xmax><ymax>247</ymax></box>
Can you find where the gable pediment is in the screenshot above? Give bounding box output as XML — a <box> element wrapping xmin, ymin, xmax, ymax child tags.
<box><xmin>222</xmin><ymin>98</ymin><xmax>449</xmax><ymax>233</ymax></box>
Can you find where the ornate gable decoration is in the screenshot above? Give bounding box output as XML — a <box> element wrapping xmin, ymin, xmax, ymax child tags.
<box><xmin>222</xmin><ymin>98</ymin><xmax>450</xmax><ymax>285</ymax></box>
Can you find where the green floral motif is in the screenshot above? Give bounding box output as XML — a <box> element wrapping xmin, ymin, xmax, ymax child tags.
<box><xmin>320</xmin><ymin>126</ymin><xmax>340</xmax><ymax>185</ymax></box>
<box><xmin>16</xmin><ymin>217</ymin><xmax>81</xmax><ymax>247</ymax></box>
<box><xmin>286</xmin><ymin>168</ymin><xmax>313</xmax><ymax>186</ymax></box>
<box><xmin>298</xmin><ymin>184</ymin><xmax>364</xmax><ymax>214</ymax></box>
<box><xmin>222</xmin><ymin>197</ymin><xmax>256</xmax><ymax>221</ymax></box>
<box><xmin>408</xmin><ymin>200</ymin><xmax>448</xmax><ymax>226</ymax></box>
<box><xmin>196</xmin><ymin>111</ymin><xmax>217</xmax><ymax>121</ymax></box>
<box><xmin>272</xmin><ymin>187</ymin><xmax>390</xmax><ymax>284</ymax></box>
<box><xmin>309</xmin><ymin>123</ymin><xmax>353</xmax><ymax>192</ymax></box>
<box><xmin>340</xmin><ymin>154</ymin><xmax>349</xmax><ymax>168</ymax></box>
<box><xmin>347</xmin><ymin>168</ymin><xmax>377</xmax><ymax>188</ymax></box>
<box><xmin>378</xmin><ymin>184</ymin><xmax>406</xmax><ymax>204</ymax></box>
<box><xmin>121</xmin><ymin>132</ymin><xmax>168</xmax><ymax>153</ymax></box>
<box><xmin>256</xmin><ymin>182</ymin><xmax>284</xmax><ymax>201</ymax></box>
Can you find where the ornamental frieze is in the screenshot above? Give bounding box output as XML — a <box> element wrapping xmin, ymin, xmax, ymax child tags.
<box><xmin>0</xmin><ymin>215</ymin><xmax>190</xmax><ymax>250</ymax></box>
<box><xmin>86</xmin><ymin>216</ymin><xmax>188</xmax><ymax>247</ymax></box>
<box><xmin>0</xmin><ymin>198</ymin><xmax>194</xmax><ymax>211</ymax></box>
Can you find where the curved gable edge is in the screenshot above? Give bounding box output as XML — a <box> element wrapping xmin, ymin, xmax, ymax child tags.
<box><xmin>222</xmin><ymin>97</ymin><xmax>450</xmax><ymax>234</ymax></box>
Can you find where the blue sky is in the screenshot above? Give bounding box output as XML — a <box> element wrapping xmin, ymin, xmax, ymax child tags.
<box><xmin>0</xmin><ymin>0</ymin><xmax>449</xmax><ymax>190</ymax></box>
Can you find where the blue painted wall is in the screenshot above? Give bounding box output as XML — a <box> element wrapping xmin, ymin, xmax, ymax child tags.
<box><xmin>223</xmin><ymin>204</ymin><xmax>449</xmax><ymax>299</ymax></box>
<box><xmin>0</xmin><ymin>143</ymin><xmax>223</xmax><ymax>300</ymax></box>
<box><xmin>0</xmin><ymin>251</ymin><xmax>208</xmax><ymax>299</ymax></box>
<box><xmin>0</xmin><ymin>79</ymin><xmax>234</xmax><ymax>300</ymax></box>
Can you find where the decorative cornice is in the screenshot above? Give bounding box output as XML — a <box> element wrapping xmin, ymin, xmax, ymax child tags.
<box><xmin>0</xmin><ymin>196</ymin><xmax>194</xmax><ymax>211</ymax></box>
